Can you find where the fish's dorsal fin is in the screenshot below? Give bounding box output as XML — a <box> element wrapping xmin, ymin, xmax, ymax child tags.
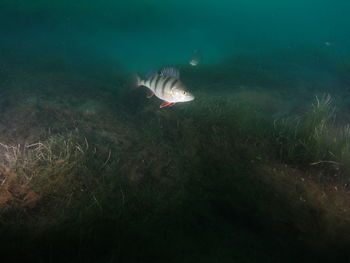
<box><xmin>145</xmin><ymin>69</ymin><xmax>157</xmax><ymax>79</ymax></box>
<box><xmin>159</xmin><ymin>67</ymin><xmax>180</xmax><ymax>79</ymax></box>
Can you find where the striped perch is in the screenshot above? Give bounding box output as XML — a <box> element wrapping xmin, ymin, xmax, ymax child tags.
<box><xmin>134</xmin><ymin>67</ymin><xmax>194</xmax><ymax>108</ymax></box>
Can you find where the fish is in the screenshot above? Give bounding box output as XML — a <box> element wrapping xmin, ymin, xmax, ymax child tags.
<box><xmin>134</xmin><ymin>67</ymin><xmax>194</xmax><ymax>108</ymax></box>
<box><xmin>324</xmin><ymin>41</ymin><xmax>335</xmax><ymax>46</ymax></box>
<box><xmin>189</xmin><ymin>50</ymin><xmax>201</xmax><ymax>66</ymax></box>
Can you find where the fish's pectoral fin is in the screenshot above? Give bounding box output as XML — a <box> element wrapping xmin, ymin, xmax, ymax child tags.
<box><xmin>146</xmin><ymin>91</ymin><xmax>154</xmax><ymax>98</ymax></box>
<box><xmin>160</xmin><ymin>101</ymin><xmax>175</xmax><ymax>108</ymax></box>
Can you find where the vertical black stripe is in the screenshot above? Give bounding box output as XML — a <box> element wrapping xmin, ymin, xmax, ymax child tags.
<box><xmin>170</xmin><ymin>79</ymin><xmax>178</xmax><ymax>89</ymax></box>
<box><xmin>154</xmin><ymin>75</ymin><xmax>162</xmax><ymax>93</ymax></box>
<box><xmin>163</xmin><ymin>77</ymin><xmax>171</xmax><ymax>89</ymax></box>
<box><xmin>162</xmin><ymin>77</ymin><xmax>171</xmax><ymax>97</ymax></box>
<box><xmin>149</xmin><ymin>75</ymin><xmax>156</xmax><ymax>88</ymax></box>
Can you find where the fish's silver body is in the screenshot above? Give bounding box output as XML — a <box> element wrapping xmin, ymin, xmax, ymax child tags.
<box><xmin>140</xmin><ymin>74</ymin><xmax>193</xmax><ymax>103</ymax></box>
<box><xmin>135</xmin><ymin>67</ymin><xmax>194</xmax><ymax>106</ymax></box>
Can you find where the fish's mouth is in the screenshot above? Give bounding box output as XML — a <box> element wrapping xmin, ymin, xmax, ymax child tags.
<box><xmin>185</xmin><ymin>95</ymin><xmax>195</xmax><ymax>102</ymax></box>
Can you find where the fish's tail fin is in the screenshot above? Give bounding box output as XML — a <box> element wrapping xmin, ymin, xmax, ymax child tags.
<box><xmin>131</xmin><ymin>73</ymin><xmax>142</xmax><ymax>89</ymax></box>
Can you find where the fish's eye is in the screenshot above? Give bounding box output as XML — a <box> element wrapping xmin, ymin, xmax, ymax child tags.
<box><xmin>183</xmin><ymin>91</ymin><xmax>186</xmax><ymax>95</ymax></box>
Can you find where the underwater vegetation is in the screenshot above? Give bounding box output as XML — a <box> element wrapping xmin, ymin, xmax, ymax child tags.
<box><xmin>274</xmin><ymin>94</ymin><xmax>350</xmax><ymax>174</ymax></box>
<box><xmin>2</xmin><ymin>0</ymin><xmax>350</xmax><ymax>261</ymax></box>
<box><xmin>0</xmin><ymin>48</ymin><xmax>350</xmax><ymax>263</ymax></box>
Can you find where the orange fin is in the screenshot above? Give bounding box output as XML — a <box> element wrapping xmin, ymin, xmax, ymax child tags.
<box><xmin>147</xmin><ymin>91</ymin><xmax>154</xmax><ymax>98</ymax></box>
<box><xmin>160</xmin><ymin>101</ymin><xmax>175</xmax><ymax>108</ymax></box>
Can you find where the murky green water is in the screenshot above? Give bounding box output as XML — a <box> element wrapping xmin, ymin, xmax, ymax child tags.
<box><xmin>1</xmin><ymin>1</ymin><xmax>350</xmax><ymax>262</ymax></box>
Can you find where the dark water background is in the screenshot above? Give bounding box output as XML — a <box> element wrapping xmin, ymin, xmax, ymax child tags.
<box><xmin>1</xmin><ymin>1</ymin><xmax>350</xmax><ymax>263</ymax></box>
<box><xmin>2</xmin><ymin>0</ymin><xmax>350</xmax><ymax>70</ymax></box>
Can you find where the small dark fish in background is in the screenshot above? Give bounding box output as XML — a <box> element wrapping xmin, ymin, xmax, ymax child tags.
<box><xmin>134</xmin><ymin>67</ymin><xmax>195</xmax><ymax>108</ymax></box>
<box><xmin>189</xmin><ymin>50</ymin><xmax>201</xmax><ymax>66</ymax></box>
